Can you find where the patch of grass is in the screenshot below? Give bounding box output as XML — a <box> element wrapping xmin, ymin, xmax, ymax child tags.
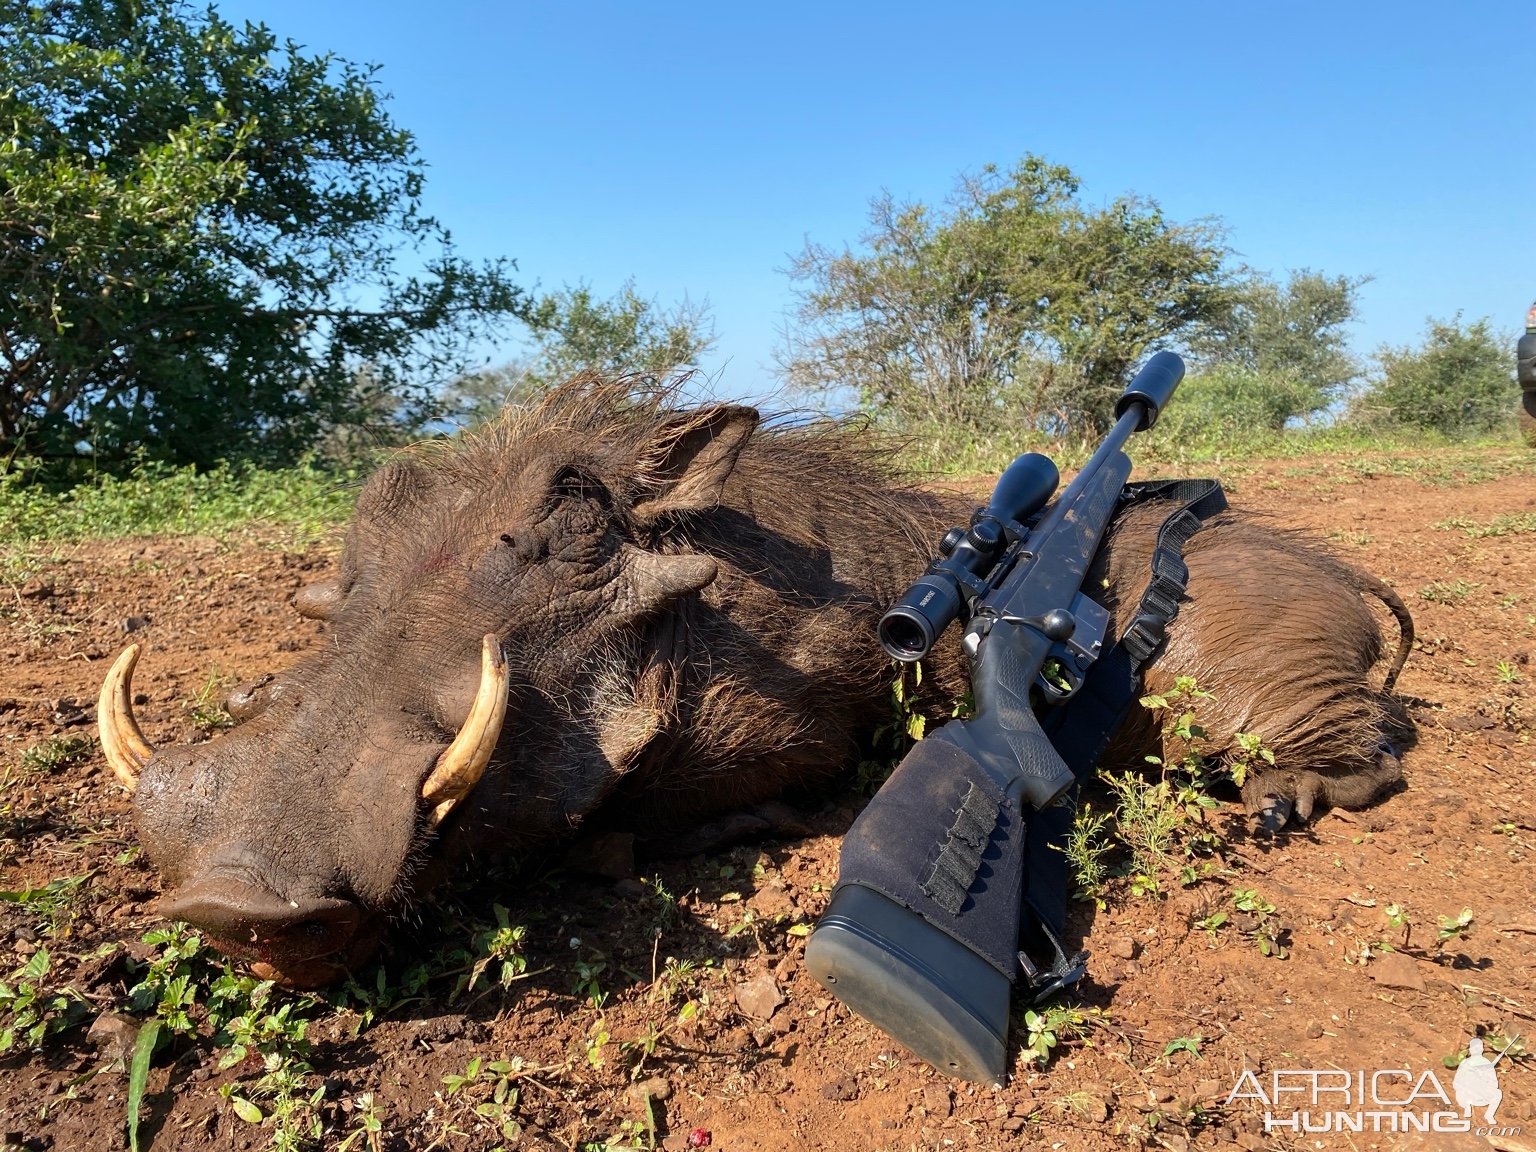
<box><xmin>1419</xmin><ymin>579</ymin><xmax>1480</xmax><ymax>604</ymax></box>
<box><xmin>0</xmin><ymin>872</ymin><xmax>93</xmax><ymax>937</ymax></box>
<box><xmin>18</xmin><ymin>734</ymin><xmax>97</xmax><ymax>775</ymax></box>
<box><xmin>186</xmin><ymin>674</ymin><xmax>236</xmax><ymax>731</ymax></box>
<box><xmin>0</xmin><ymin>458</ymin><xmax>361</xmax><ymax>548</ymax></box>
<box><xmin>1435</xmin><ymin>512</ymin><xmax>1536</xmax><ymax>538</ymax></box>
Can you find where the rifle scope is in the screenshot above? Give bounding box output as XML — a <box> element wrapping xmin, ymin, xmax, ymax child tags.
<box><xmin>878</xmin><ymin>452</ymin><xmax>1059</xmax><ymax>661</ymax></box>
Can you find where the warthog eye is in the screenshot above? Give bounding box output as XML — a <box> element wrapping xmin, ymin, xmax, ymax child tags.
<box><xmin>551</xmin><ymin>464</ymin><xmax>609</xmax><ymax>507</ymax></box>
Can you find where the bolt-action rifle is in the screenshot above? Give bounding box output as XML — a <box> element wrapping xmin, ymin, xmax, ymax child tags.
<box><xmin>805</xmin><ymin>351</ymin><xmax>1187</xmax><ymax>1083</ymax></box>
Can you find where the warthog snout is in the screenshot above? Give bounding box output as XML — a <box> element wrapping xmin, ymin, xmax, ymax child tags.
<box><xmin>158</xmin><ymin>873</ymin><xmax>372</xmax><ymax>987</ymax></box>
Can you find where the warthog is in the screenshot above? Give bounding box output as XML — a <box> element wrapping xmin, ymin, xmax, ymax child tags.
<box><xmin>98</xmin><ymin>381</ymin><xmax>1412</xmax><ymax>986</ymax></box>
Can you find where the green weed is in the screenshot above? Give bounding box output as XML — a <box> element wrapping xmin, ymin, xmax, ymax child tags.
<box><xmin>1444</xmin><ymin>1031</ymin><xmax>1527</xmax><ymax>1069</ymax></box>
<box><xmin>1094</xmin><ymin>677</ymin><xmax>1235</xmax><ymax>896</ymax></box>
<box><xmin>0</xmin><ymin>872</ymin><xmax>93</xmax><ymax>937</ymax></box>
<box><xmin>124</xmin><ymin>925</ymin><xmax>327</xmax><ymax>1151</ymax></box>
<box><xmin>1436</xmin><ymin>908</ymin><xmax>1474</xmax><ymax>945</ymax></box>
<box><xmin>0</xmin><ymin>946</ymin><xmax>90</xmax><ymax>1051</ymax></box>
<box><xmin>855</xmin><ymin>660</ymin><xmax>933</xmax><ymax>793</ymax></box>
<box><xmin>442</xmin><ymin>1056</ymin><xmax>527</xmax><ymax>1147</ymax></box>
<box><xmin>1232</xmin><ymin>889</ymin><xmax>1288</xmax><ymax>959</ymax></box>
<box><xmin>1020</xmin><ymin>1004</ymin><xmax>1105</xmax><ymax>1068</ymax></box>
<box><xmin>333</xmin><ymin>1092</ymin><xmax>383</xmax><ymax>1152</ymax></box>
<box><xmin>1061</xmin><ymin>803</ymin><xmax>1114</xmax><ymax>908</ymax></box>
<box><xmin>18</xmin><ymin>734</ymin><xmax>98</xmax><ymax>775</ymax></box>
<box><xmin>1419</xmin><ymin>580</ymin><xmax>1480</xmax><ymax>604</ymax></box>
<box><xmin>1162</xmin><ymin>1033</ymin><xmax>1203</xmax><ymax>1060</ymax></box>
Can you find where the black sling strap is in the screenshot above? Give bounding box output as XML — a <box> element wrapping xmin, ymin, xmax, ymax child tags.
<box><xmin>1015</xmin><ymin>479</ymin><xmax>1228</xmax><ymax>1000</ymax></box>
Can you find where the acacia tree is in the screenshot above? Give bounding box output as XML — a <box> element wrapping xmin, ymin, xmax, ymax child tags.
<box><xmin>447</xmin><ymin>282</ymin><xmax>715</xmax><ymax>424</ymax></box>
<box><xmin>1190</xmin><ymin>269</ymin><xmax>1368</xmax><ymax>426</ymax></box>
<box><xmin>778</xmin><ymin>156</ymin><xmax>1234</xmax><ymax>437</ymax></box>
<box><xmin>1</xmin><ymin>0</ymin><xmax>532</xmax><ymax>467</ymax></box>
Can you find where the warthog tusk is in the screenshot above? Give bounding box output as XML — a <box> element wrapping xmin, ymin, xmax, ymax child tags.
<box><xmin>421</xmin><ymin>634</ymin><xmax>509</xmax><ymax>825</ymax></box>
<box><xmin>98</xmin><ymin>644</ymin><xmax>155</xmax><ymax>791</ymax></box>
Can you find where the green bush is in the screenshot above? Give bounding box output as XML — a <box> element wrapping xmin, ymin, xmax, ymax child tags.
<box><xmin>1350</xmin><ymin>315</ymin><xmax>1516</xmax><ymax>437</ymax></box>
<box><xmin>1151</xmin><ymin>365</ymin><xmax>1317</xmax><ymax>443</ymax></box>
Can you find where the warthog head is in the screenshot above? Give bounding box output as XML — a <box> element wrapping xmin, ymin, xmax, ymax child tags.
<box><xmin>99</xmin><ymin>384</ymin><xmax>785</xmax><ymax>986</ymax></box>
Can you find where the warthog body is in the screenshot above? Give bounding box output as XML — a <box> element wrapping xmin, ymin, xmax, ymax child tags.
<box><xmin>103</xmin><ymin>382</ymin><xmax>1411</xmax><ymax>985</ymax></box>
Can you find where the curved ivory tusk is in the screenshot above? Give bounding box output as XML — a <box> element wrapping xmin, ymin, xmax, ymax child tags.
<box><xmin>421</xmin><ymin>634</ymin><xmax>509</xmax><ymax>825</ymax></box>
<box><xmin>98</xmin><ymin>645</ymin><xmax>155</xmax><ymax>792</ymax></box>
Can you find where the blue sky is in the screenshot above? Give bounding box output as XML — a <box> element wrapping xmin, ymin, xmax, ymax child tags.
<box><xmin>217</xmin><ymin>0</ymin><xmax>1533</xmax><ymax>406</ymax></box>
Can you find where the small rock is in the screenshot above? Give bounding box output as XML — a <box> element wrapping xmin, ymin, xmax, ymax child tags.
<box><xmin>820</xmin><ymin>1077</ymin><xmax>858</xmax><ymax>1102</ymax></box>
<box><xmin>747</xmin><ymin>882</ymin><xmax>795</xmax><ymax>919</ymax></box>
<box><xmin>734</xmin><ymin>972</ymin><xmax>784</xmax><ymax>1021</ymax></box>
<box><xmin>87</xmin><ymin>1011</ymin><xmax>140</xmax><ymax>1066</ymax></box>
<box><xmin>1108</xmin><ymin>937</ymin><xmax>1139</xmax><ymax>960</ymax></box>
<box><xmin>627</xmin><ymin>1076</ymin><xmax>671</xmax><ymax>1103</ymax></box>
<box><xmin>1194</xmin><ymin>1079</ymin><xmax>1225</xmax><ymax>1102</ymax></box>
<box><xmin>1159</xmin><ymin>1136</ymin><xmax>1190</xmax><ymax>1152</ymax></box>
<box><xmin>922</xmin><ymin>1084</ymin><xmax>952</xmax><ymax>1117</ymax></box>
<box><xmin>1368</xmin><ymin>950</ymin><xmax>1426</xmax><ymax>992</ymax></box>
<box><xmin>1077</xmin><ymin>1094</ymin><xmax>1110</xmax><ymax>1123</ymax></box>
<box><xmin>410</xmin><ymin>1015</ymin><xmax>466</xmax><ymax>1043</ymax></box>
<box><xmin>1236</xmin><ymin>1134</ymin><xmax>1266</xmax><ymax>1151</ymax></box>
<box><xmin>718</xmin><ymin>1026</ymin><xmax>750</xmax><ymax>1053</ymax></box>
<box><xmin>1305</xmin><ymin>1020</ymin><xmax>1324</xmax><ymax>1039</ymax></box>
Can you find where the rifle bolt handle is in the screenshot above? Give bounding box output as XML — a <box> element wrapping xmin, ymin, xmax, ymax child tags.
<box><xmin>1040</xmin><ymin>608</ymin><xmax>1076</xmax><ymax>641</ymax></box>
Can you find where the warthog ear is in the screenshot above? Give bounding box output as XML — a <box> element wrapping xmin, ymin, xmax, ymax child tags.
<box><xmin>629</xmin><ymin>405</ymin><xmax>758</xmax><ymax>526</ymax></box>
<box><xmin>618</xmin><ymin>547</ymin><xmax>720</xmax><ymax>619</ymax></box>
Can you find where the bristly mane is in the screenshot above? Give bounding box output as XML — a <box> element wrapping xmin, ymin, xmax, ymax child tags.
<box><xmin>410</xmin><ymin>373</ymin><xmax>956</xmax><ymax>560</ymax></box>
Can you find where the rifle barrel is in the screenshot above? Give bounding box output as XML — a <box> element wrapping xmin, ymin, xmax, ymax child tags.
<box><xmin>1025</xmin><ymin>402</ymin><xmax>1143</xmax><ymax>546</ymax></box>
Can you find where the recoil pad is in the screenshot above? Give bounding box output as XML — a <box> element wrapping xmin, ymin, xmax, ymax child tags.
<box><xmin>806</xmin><ymin>730</ymin><xmax>1024</xmax><ymax>1082</ymax></box>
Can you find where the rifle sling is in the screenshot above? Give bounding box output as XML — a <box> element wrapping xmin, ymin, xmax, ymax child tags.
<box><xmin>1019</xmin><ymin>479</ymin><xmax>1228</xmax><ymax>999</ymax></box>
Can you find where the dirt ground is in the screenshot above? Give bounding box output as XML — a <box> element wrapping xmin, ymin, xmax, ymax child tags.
<box><xmin>1</xmin><ymin>447</ymin><xmax>1533</xmax><ymax>1152</ymax></box>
